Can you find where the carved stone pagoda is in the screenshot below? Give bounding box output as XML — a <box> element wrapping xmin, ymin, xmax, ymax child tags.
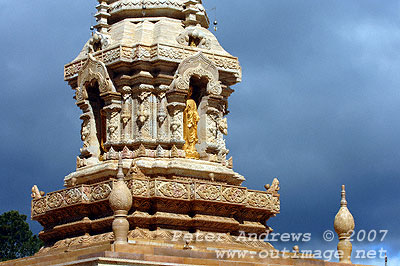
<box><xmin>32</xmin><ymin>0</ymin><xmax>280</xmax><ymax>254</ymax></box>
<box><xmin>1</xmin><ymin>1</ymin><xmax>374</xmax><ymax>265</ymax></box>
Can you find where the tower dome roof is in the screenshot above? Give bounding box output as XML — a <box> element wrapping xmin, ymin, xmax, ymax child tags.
<box><xmin>106</xmin><ymin>0</ymin><xmax>209</xmax><ymax>28</ymax></box>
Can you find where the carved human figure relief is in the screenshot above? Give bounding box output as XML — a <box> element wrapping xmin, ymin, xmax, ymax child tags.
<box><xmin>81</xmin><ymin>117</ymin><xmax>91</xmax><ymax>148</ymax></box>
<box><xmin>107</xmin><ymin>111</ymin><xmax>120</xmax><ymax>142</ymax></box>
<box><xmin>170</xmin><ymin>110</ymin><xmax>182</xmax><ymax>140</ymax></box>
<box><xmin>157</xmin><ymin>93</ymin><xmax>168</xmax><ymax>140</ymax></box>
<box><xmin>206</xmin><ymin>113</ymin><xmax>218</xmax><ymax>144</ymax></box>
<box><xmin>217</xmin><ymin>117</ymin><xmax>229</xmax><ymax>160</ymax></box>
<box><xmin>136</xmin><ymin>91</ymin><xmax>151</xmax><ymax>139</ymax></box>
<box><xmin>79</xmin><ymin>111</ymin><xmax>101</xmax><ymax>166</ymax></box>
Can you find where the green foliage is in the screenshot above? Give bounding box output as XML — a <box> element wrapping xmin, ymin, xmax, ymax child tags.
<box><xmin>0</xmin><ymin>210</ymin><xmax>43</xmax><ymax>261</ymax></box>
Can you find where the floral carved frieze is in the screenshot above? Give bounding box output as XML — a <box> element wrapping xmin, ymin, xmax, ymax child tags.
<box><xmin>65</xmin><ymin>44</ymin><xmax>241</xmax><ymax>80</ymax></box>
<box><xmin>156</xmin><ymin>180</ymin><xmax>190</xmax><ymax>200</ymax></box>
<box><xmin>195</xmin><ymin>183</ymin><xmax>221</xmax><ymax>201</ymax></box>
<box><xmin>222</xmin><ymin>187</ymin><xmax>247</xmax><ymax>204</ymax></box>
<box><xmin>91</xmin><ymin>183</ymin><xmax>112</xmax><ymax>202</ymax></box>
<box><xmin>32</xmin><ymin>178</ymin><xmax>280</xmax><ymax>218</ymax></box>
<box><xmin>127</xmin><ymin>179</ymin><xmax>149</xmax><ymax>197</ymax></box>
<box><xmin>246</xmin><ymin>191</ymin><xmax>277</xmax><ymax>210</ymax></box>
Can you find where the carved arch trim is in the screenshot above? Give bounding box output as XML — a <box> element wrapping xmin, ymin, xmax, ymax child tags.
<box><xmin>76</xmin><ymin>54</ymin><xmax>117</xmax><ymax>102</ymax></box>
<box><xmin>171</xmin><ymin>52</ymin><xmax>222</xmax><ymax>96</ymax></box>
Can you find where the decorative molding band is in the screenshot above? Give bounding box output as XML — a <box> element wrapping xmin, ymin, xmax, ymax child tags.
<box><xmin>64</xmin><ymin>44</ymin><xmax>241</xmax><ymax>80</ymax></box>
<box><xmin>32</xmin><ymin>178</ymin><xmax>279</xmax><ymax>218</ymax></box>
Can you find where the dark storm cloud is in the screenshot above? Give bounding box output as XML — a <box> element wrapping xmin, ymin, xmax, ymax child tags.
<box><xmin>1</xmin><ymin>0</ymin><xmax>399</xmax><ymax>263</ymax></box>
<box><xmin>204</xmin><ymin>0</ymin><xmax>400</xmax><ymax>263</ymax></box>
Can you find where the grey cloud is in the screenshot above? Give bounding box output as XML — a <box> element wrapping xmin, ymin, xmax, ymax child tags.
<box><xmin>0</xmin><ymin>0</ymin><xmax>398</xmax><ymax>263</ymax></box>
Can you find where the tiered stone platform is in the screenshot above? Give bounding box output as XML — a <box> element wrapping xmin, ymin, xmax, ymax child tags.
<box><xmin>0</xmin><ymin>241</ymin><xmax>372</xmax><ymax>266</ymax></box>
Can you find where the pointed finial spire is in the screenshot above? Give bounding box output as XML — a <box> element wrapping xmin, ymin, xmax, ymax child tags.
<box><xmin>94</xmin><ymin>0</ymin><xmax>110</xmax><ymax>33</ymax></box>
<box><xmin>341</xmin><ymin>185</ymin><xmax>347</xmax><ymax>207</ymax></box>
<box><xmin>109</xmin><ymin>153</ymin><xmax>132</xmax><ymax>248</ymax></box>
<box><xmin>334</xmin><ymin>185</ymin><xmax>355</xmax><ymax>264</ymax></box>
<box><xmin>117</xmin><ymin>154</ymin><xmax>124</xmax><ymax>181</ymax></box>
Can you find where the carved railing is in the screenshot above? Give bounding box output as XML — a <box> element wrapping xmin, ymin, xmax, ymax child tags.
<box><xmin>32</xmin><ymin>178</ymin><xmax>279</xmax><ymax>218</ymax></box>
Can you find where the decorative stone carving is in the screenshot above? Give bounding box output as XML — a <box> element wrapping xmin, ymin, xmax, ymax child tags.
<box><xmin>247</xmin><ymin>192</ymin><xmax>273</xmax><ymax>209</ymax></box>
<box><xmin>65</xmin><ymin>188</ymin><xmax>82</xmax><ymax>205</ymax></box>
<box><xmin>106</xmin><ymin>146</ymin><xmax>119</xmax><ymax>160</ymax></box>
<box><xmin>31</xmin><ymin>185</ymin><xmax>44</xmax><ymax>200</ymax></box>
<box><xmin>65</xmin><ymin>44</ymin><xmax>241</xmax><ymax>80</ymax></box>
<box><xmin>128</xmin><ymin>161</ymin><xmax>146</xmax><ymax>178</ymax></box>
<box><xmin>136</xmin><ymin>144</ymin><xmax>147</xmax><ymax>157</ymax></box>
<box><xmin>218</xmin><ymin>118</ymin><xmax>228</xmax><ymax>136</ymax></box>
<box><xmin>206</xmin><ymin>113</ymin><xmax>218</xmax><ymax>144</ymax></box>
<box><xmin>170</xmin><ymin>110</ymin><xmax>182</xmax><ymax>140</ymax></box>
<box><xmin>121</xmin><ymin>146</ymin><xmax>133</xmax><ymax>159</ymax></box>
<box><xmin>176</xmin><ymin>26</ymin><xmax>211</xmax><ymax>49</ymax></box>
<box><xmin>109</xmin><ymin>158</ymin><xmax>133</xmax><ymax>245</ymax></box>
<box><xmin>137</xmin><ymin>103</ymin><xmax>149</xmax><ymax>126</ymax></box>
<box><xmin>156</xmin><ymin>181</ymin><xmax>189</xmax><ymax>199</ymax></box>
<box><xmin>121</xmin><ymin>94</ymin><xmax>131</xmax><ymax>126</ymax></box>
<box><xmin>47</xmin><ymin>193</ymin><xmax>64</xmax><ymax>209</ymax></box>
<box><xmin>91</xmin><ymin>183</ymin><xmax>112</xmax><ymax>201</ymax></box>
<box><xmin>87</xmin><ymin>32</ymin><xmax>111</xmax><ymax>53</ymax></box>
<box><xmin>196</xmin><ymin>184</ymin><xmax>221</xmax><ymax>201</ymax></box>
<box><xmin>222</xmin><ymin>187</ymin><xmax>246</xmax><ymax>204</ymax></box>
<box><xmin>170</xmin><ymin>145</ymin><xmax>179</xmax><ymax>158</ymax></box>
<box><xmin>265</xmin><ymin>178</ymin><xmax>280</xmax><ymax>194</ymax></box>
<box><xmin>334</xmin><ymin>185</ymin><xmax>355</xmax><ymax>264</ymax></box>
<box><xmin>128</xmin><ymin>180</ymin><xmax>148</xmax><ymax>197</ymax></box>
<box><xmin>227</xmin><ymin>157</ymin><xmax>233</xmax><ymax>169</ymax></box>
<box><xmin>32</xmin><ymin>198</ymin><xmax>47</xmax><ymax>216</ymax></box>
<box><xmin>76</xmin><ymin>54</ymin><xmax>116</xmax><ymax>101</ymax></box>
<box><xmin>81</xmin><ymin>117</ymin><xmax>91</xmax><ymax>148</ymax></box>
<box><xmin>107</xmin><ymin>111</ymin><xmax>120</xmax><ymax>142</ymax></box>
<box><xmin>156</xmin><ymin>145</ymin><xmax>164</xmax><ymax>157</ymax></box>
<box><xmin>170</xmin><ymin>52</ymin><xmax>222</xmax><ymax>96</ymax></box>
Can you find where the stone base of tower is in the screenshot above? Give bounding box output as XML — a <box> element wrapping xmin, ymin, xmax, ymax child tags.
<box><xmin>0</xmin><ymin>240</ymin><xmax>374</xmax><ymax>266</ymax></box>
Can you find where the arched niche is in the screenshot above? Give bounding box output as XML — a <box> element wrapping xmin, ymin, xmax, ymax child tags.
<box><xmin>170</xmin><ymin>52</ymin><xmax>222</xmax><ymax>96</ymax></box>
<box><xmin>75</xmin><ymin>54</ymin><xmax>120</xmax><ymax>167</ymax></box>
<box><xmin>168</xmin><ymin>52</ymin><xmax>225</xmax><ymax>159</ymax></box>
<box><xmin>76</xmin><ymin>54</ymin><xmax>116</xmax><ymax>103</ymax></box>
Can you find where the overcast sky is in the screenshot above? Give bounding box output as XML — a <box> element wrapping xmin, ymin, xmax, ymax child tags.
<box><xmin>0</xmin><ymin>0</ymin><xmax>399</xmax><ymax>265</ymax></box>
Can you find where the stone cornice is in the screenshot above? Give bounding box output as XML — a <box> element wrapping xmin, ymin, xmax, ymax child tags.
<box><xmin>64</xmin><ymin>44</ymin><xmax>241</xmax><ymax>82</ymax></box>
<box><xmin>32</xmin><ymin>177</ymin><xmax>280</xmax><ymax>219</ymax></box>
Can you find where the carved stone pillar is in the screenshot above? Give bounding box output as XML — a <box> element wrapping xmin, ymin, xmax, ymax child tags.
<box><xmin>157</xmin><ymin>87</ymin><xmax>169</xmax><ymax>143</ymax></box>
<box><xmin>103</xmin><ymin>93</ymin><xmax>122</xmax><ymax>147</ymax></box>
<box><xmin>166</xmin><ymin>91</ymin><xmax>186</xmax><ymax>147</ymax></box>
<box><xmin>120</xmin><ymin>86</ymin><xmax>132</xmax><ymax>142</ymax></box>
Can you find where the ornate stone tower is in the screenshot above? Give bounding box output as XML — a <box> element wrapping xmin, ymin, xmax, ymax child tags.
<box><xmin>3</xmin><ymin>2</ymin><xmax>373</xmax><ymax>266</ymax></box>
<box><xmin>27</xmin><ymin>1</ymin><xmax>282</xmax><ymax>264</ymax></box>
<box><xmin>65</xmin><ymin>0</ymin><xmax>244</xmax><ymax>186</ymax></box>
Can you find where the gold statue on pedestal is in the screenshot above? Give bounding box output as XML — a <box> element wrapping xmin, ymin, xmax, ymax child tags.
<box><xmin>183</xmin><ymin>86</ymin><xmax>200</xmax><ymax>159</ymax></box>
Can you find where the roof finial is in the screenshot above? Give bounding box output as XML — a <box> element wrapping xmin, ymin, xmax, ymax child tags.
<box><xmin>109</xmin><ymin>152</ymin><xmax>132</xmax><ymax>248</ymax></box>
<box><xmin>334</xmin><ymin>185</ymin><xmax>355</xmax><ymax>264</ymax></box>
<box><xmin>341</xmin><ymin>185</ymin><xmax>347</xmax><ymax>207</ymax></box>
<box><xmin>117</xmin><ymin>154</ymin><xmax>124</xmax><ymax>181</ymax></box>
<box><xmin>94</xmin><ymin>0</ymin><xmax>110</xmax><ymax>33</ymax></box>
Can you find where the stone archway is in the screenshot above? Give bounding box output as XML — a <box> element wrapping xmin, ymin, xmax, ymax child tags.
<box><xmin>168</xmin><ymin>52</ymin><xmax>225</xmax><ymax>160</ymax></box>
<box><xmin>75</xmin><ymin>54</ymin><xmax>120</xmax><ymax>167</ymax></box>
<box><xmin>171</xmin><ymin>52</ymin><xmax>222</xmax><ymax>96</ymax></box>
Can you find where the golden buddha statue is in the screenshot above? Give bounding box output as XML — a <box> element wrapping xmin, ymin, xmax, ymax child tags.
<box><xmin>183</xmin><ymin>86</ymin><xmax>200</xmax><ymax>159</ymax></box>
